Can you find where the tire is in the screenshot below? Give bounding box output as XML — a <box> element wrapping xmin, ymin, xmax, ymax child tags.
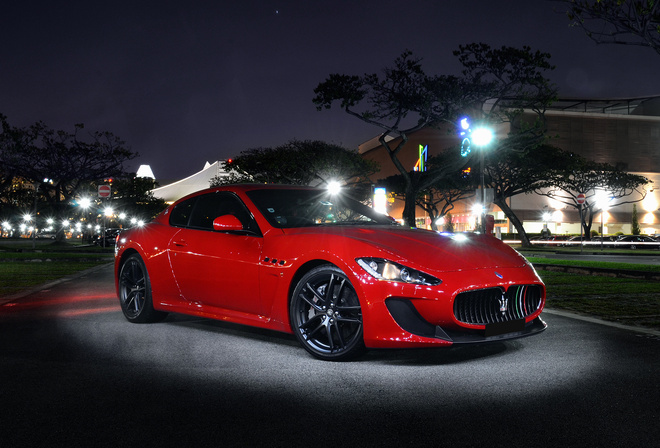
<box><xmin>290</xmin><ymin>265</ymin><xmax>364</xmax><ymax>361</ymax></box>
<box><xmin>118</xmin><ymin>254</ymin><xmax>167</xmax><ymax>323</ymax></box>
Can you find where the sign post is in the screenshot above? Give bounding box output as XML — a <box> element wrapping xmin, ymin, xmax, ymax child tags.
<box><xmin>98</xmin><ymin>185</ymin><xmax>111</xmax><ymax>247</ymax></box>
<box><xmin>98</xmin><ymin>185</ymin><xmax>111</xmax><ymax>198</ymax></box>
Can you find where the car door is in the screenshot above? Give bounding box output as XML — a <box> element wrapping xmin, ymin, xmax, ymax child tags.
<box><xmin>167</xmin><ymin>191</ymin><xmax>264</xmax><ymax>315</ymax></box>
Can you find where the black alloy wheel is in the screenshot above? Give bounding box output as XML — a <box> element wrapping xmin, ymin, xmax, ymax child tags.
<box><xmin>118</xmin><ymin>254</ymin><xmax>167</xmax><ymax>323</ymax></box>
<box><xmin>290</xmin><ymin>265</ymin><xmax>364</xmax><ymax>361</ymax></box>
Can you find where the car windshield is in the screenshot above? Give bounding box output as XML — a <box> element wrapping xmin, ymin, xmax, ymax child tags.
<box><xmin>246</xmin><ymin>188</ymin><xmax>398</xmax><ymax>229</ymax></box>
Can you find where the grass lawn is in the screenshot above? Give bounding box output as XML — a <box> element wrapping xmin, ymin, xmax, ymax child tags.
<box><xmin>0</xmin><ymin>260</ymin><xmax>112</xmax><ymax>297</ymax></box>
<box><xmin>0</xmin><ymin>239</ymin><xmax>113</xmax><ymax>297</ymax></box>
<box><xmin>537</xmin><ymin>269</ymin><xmax>660</xmax><ymax>330</ymax></box>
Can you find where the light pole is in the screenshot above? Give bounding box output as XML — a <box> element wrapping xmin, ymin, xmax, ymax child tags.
<box><xmin>472</xmin><ymin>126</ymin><xmax>494</xmax><ymax>233</ymax></box>
<box><xmin>103</xmin><ymin>207</ymin><xmax>114</xmax><ymax>248</ymax></box>
<box><xmin>78</xmin><ymin>197</ymin><xmax>91</xmax><ymax>245</ymax></box>
<box><xmin>596</xmin><ymin>191</ymin><xmax>612</xmax><ymax>251</ymax></box>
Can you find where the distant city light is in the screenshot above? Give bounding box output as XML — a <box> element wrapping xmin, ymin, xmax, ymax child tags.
<box><xmin>136</xmin><ymin>164</ymin><xmax>156</xmax><ymax>179</ymax></box>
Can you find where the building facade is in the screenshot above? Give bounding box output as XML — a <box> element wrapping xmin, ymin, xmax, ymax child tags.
<box><xmin>359</xmin><ymin>96</ymin><xmax>660</xmax><ymax>236</ymax></box>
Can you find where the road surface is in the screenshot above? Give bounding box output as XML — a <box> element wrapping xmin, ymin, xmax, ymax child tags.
<box><xmin>0</xmin><ymin>264</ymin><xmax>658</xmax><ymax>447</ymax></box>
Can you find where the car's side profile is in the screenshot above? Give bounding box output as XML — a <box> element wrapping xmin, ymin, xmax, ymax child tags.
<box><xmin>115</xmin><ymin>184</ymin><xmax>546</xmax><ymax>360</ymax></box>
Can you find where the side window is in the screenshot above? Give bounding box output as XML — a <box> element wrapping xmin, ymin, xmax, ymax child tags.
<box><xmin>187</xmin><ymin>192</ymin><xmax>260</xmax><ymax>234</ymax></box>
<box><xmin>169</xmin><ymin>197</ymin><xmax>197</xmax><ymax>227</ymax></box>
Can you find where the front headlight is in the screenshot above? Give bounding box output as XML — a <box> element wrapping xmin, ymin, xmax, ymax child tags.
<box><xmin>356</xmin><ymin>258</ymin><xmax>441</xmax><ymax>286</ymax></box>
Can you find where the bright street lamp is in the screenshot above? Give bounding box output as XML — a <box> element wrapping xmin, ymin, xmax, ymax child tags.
<box><xmin>79</xmin><ymin>197</ymin><xmax>92</xmax><ymax>210</ymax></box>
<box><xmin>327</xmin><ymin>181</ymin><xmax>341</xmax><ymax>195</ymax></box>
<box><xmin>473</xmin><ymin>126</ymin><xmax>494</xmax><ymax>233</ymax></box>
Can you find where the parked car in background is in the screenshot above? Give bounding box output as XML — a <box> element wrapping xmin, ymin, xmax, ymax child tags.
<box><xmin>589</xmin><ymin>236</ymin><xmax>616</xmax><ymax>248</ymax></box>
<box><xmin>561</xmin><ymin>235</ymin><xmax>584</xmax><ymax>246</ymax></box>
<box><xmin>93</xmin><ymin>228</ymin><xmax>121</xmax><ymax>247</ymax></box>
<box><xmin>614</xmin><ymin>235</ymin><xmax>659</xmax><ymax>249</ymax></box>
<box><xmin>529</xmin><ymin>235</ymin><xmax>568</xmax><ymax>247</ymax></box>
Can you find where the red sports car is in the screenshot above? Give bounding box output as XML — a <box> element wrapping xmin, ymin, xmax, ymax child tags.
<box><xmin>115</xmin><ymin>184</ymin><xmax>546</xmax><ymax>360</ymax></box>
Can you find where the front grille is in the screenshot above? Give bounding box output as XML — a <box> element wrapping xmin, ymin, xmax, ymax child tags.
<box><xmin>453</xmin><ymin>285</ymin><xmax>543</xmax><ymax>325</ymax></box>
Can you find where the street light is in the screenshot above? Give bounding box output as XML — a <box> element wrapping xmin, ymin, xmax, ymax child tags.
<box><xmin>458</xmin><ymin>117</ymin><xmax>494</xmax><ymax>233</ymax></box>
<box><xmin>473</xmin><ymin>126</ymin><xmax>494</xmax><ymax>233</ymax></box>
<box><xmin>78</xmin><ymin>197</ymin><xmax>92</xmax><ymax>244</ymax></box>
<box><xmin>327</xmin><ymin>180</ymin><xmax>341</xmax><ymax>195</ymax></box>
<box><xmin>102</xmin><ymin>207</ymin><xmax>114</xmax><ymax>248</ymax></box>
<box><xmin>79</xmin><ymin>197</ymin><xmax>92</xmax><ymax>209</ymax></box>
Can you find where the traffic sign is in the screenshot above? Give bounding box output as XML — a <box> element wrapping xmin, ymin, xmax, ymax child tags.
<box><xmin>577</xmin><ymin>193</ymin><xmax>586</xmax><ymax>205</ymax></box>
<box><xmin>98</xmin><ymin>185</ymin><xmax>111</xmax><ymax>198</ymax></box>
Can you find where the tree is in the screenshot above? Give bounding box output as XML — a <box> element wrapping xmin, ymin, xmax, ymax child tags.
<box><xmin>631</xmin><ymin>203</ymin><xmax>641</xmax><ymax>235</ymax></box>
<box><xmin>0</xmin><ymin>114</ymin><xmax>37</xmax><ymax>211</ymax></box>
<box><xmin>211</xmin><ymin>140</ymin><xmax>378</xmax><ymax>195</ymax></box>
<box><xmin>313</xmin><ymin>45</ymin><xmax>556</xmax><ymax>227</ymax></box>
<box><xmin>444</xmin><ymin>212</ymin><xmax>455</xmax><ymax>233</ymax></box>
<box><xmin>111</xmin><ymin>176</ymin><xmax>167</xmax><ymax>221</ymax></box>
<box><xmin>537</xmin><ymin>152</ymin><xmax>650</xmax><ymax>237</ymax></box>
<box><xmin>379</xmin><ymin>149</ymin><xmax>477</xmax><ymax>230</ymax></box>
<box><xmin>557</xmin><ymin>0</ymin><xmax>660</xmax><ymax>55</ymax></box>
<box><xmin>454</xmin><ymin>43</ymin><xmax>557</xmax><ymax>243</ymax></box>
<box><xmin>313</xmin><ymin>50</ymin><xmax>476</xmax><ymax>226</ymax></box>
<box><xmin>0</xmin><ymin>116</ymin><xmax>138</xmax><ymax>240</ymax></box>
<box><xmin>468</xmin><ymin>144</ymin><xmax>571</xmax><ymax>246</ymax></box>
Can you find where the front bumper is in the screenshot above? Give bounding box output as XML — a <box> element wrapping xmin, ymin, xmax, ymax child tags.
<box><xmin>383</xmin><ymin>297</ymin><xmax>546</xmax><ymax>345</ymax></box>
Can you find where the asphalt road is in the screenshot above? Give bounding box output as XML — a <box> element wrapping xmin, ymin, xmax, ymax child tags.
<box><xmin>0</xmin><ymin>264</ymin><xmax>658</xmax><ymax>448</ymax></box>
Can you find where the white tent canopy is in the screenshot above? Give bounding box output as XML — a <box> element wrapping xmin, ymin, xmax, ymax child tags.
<box><xmin>151</xmin><ymin>161</ymin><xmax>229</xmax><ymax>203</ymax></box>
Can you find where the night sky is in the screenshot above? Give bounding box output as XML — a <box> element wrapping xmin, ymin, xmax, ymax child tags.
<box><xmin>2</xmin><ymin>0</ymin><xmax>659</xmax><ymax>181</ymax></box>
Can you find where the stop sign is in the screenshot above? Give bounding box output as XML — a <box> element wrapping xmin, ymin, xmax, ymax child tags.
<box><xmin>577</xmin><ymin>193</ymin><xmax>586</xmax><ymax>205</ymax></box>
<box><xmin>98</xmin><ymin>185</ymin><xmax>111</xmax><ymax>198</ymax></box>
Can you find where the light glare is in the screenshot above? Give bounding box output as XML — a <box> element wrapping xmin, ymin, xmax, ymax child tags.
<box><xmin>472</xmin><ymin>127</ymin><xmax>494</xmax><ymax>146</ymax></box>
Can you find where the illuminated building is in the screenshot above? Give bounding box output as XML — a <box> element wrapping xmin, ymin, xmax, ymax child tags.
<box><xmin>359</xmin><ymin>96</ymin><xmax>660</xmax><ymax>235</ymax></box>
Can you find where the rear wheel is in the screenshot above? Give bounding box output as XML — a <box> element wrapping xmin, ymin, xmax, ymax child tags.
<box><xmin>118</xmin><ymin>254</ymin><xmax>167</xmax><ymax>323</ymax></box>
<box><xmin>290</xmin><ymin>265</ymin><xmax>364</xmax><ymax>361</ymax></box>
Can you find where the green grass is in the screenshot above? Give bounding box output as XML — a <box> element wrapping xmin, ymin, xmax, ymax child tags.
<box><xmin>527</xmin><ymin>257</ymin><xmax>660</xmax><ymax>273</ymax></box>
<box><xmin>0</xmin><ymin>252</ymin><xmax>112</xmax><ymax>260</ymax></box>
<box><xmin>0</xmin><ymin>260</ymin><xmax>112</xmax><ymax>297</ymax></box>
<box><xmin>0</xmin><ymin>239</ymin><xmax>113</xmax><ymax>297</ymax></box>
<box><xmin>538</xmin><ymin>270</ymin><xmax>660</xmax><ymax>330</ymax></box>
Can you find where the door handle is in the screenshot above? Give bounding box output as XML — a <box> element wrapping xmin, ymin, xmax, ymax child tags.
<box><xmin>172</xmin><ymin>239</ymin><xmax>187</xmax><ymax>247</ymax></box>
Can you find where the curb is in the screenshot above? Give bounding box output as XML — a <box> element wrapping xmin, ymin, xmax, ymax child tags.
<box><xmin>543</xmin><ymin>308</ymin><xmax>660</xmax><ymax>337</ymax></box>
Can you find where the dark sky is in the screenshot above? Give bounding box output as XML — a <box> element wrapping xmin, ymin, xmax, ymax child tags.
<box><xmin>2</xmin><ymin>0</ymin><xmax>659</xmax><ymax>180</ymax></box>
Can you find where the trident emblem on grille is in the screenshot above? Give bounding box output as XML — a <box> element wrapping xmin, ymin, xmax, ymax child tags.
<box><xmin>498</xmin><ymin>293</ymin><xmax>508</xmax><ymax>314</ymax></box>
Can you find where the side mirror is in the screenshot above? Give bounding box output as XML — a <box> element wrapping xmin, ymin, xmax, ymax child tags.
<box><xmin>212</xmin><ymin>215</ymin><xmax>243</xmax><ymax>232</ymax></box>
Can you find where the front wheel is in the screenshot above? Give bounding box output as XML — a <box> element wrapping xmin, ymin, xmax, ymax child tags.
<box><xmin>118</xmin><ymin>254</ymin><xmax>167</xmax><ymax>323</ymax></box>
<box><xmin>290</xmin><ymin>265</ymin><xmax>364</xmax><ymax>361</ymax></box>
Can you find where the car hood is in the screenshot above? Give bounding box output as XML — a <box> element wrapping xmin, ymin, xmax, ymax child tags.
<box><xmin>282</xmin><ymin>226</ymin><xmax>528</xmax><ymax>272</ymax></box>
